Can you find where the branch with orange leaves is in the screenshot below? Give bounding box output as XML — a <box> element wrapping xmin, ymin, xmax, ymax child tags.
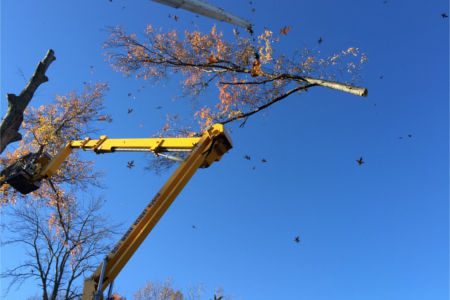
<box><xmin>104</xmin><ymin>25</ymin><xmax>368</xmax><ymax>131</ymax></box>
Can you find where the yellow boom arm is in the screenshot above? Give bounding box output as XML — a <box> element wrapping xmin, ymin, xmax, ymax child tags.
<box><xmin>41</xmin><ymin>134</ymin><xmax>204</xmax><ymax>179</ymax></box>
<box><xmin>61</xmin><ymin>124</ymin><xmax>231</xmax><ymax>300</ymax></box>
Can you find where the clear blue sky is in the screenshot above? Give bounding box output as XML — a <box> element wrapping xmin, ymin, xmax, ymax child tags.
<box><xmin>1</xmin><ymin>0</ymin><xmax>448</xmax><ymax>299</ymax></box>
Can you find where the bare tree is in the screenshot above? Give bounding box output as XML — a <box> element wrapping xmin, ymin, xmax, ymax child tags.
<box><xmin>1</xmin><ymin>196</ymin><xmax>119</xmax><ymax>300</ymax></box>
<box><xmin>133</xmin><ymin>278</ymin><xmax>230</xmax><ymax>300</ymax></box>
<box><xmin>134</xmin><ymin>279</ymin><xmax>190</xmax><ymax>300</ymax></box>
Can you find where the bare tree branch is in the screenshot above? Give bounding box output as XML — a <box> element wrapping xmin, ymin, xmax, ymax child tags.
<box><xmin>0</xmin><ymin>49</ymin><xmax>55</xmax><ymax>154</ymax></box>
<box><xmin>300</xmin><ymin>76</ymin><xmax>368</xmax><ymax>97</ymax></box>
<box><xmin>221</xmin><ymin>84</ymin><xmax>315</xmax><ymax>125</ymax></box>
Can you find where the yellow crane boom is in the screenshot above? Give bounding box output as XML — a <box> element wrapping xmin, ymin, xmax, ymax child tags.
<box><xmin>0</xmin><ymin>124</ymin><xmax>232</xmax><ymax>300</ymax></box>
<box><xmin>81</xmin><ymin>124</ymin><xmax>231</xmax><ymax>299</ymax></box>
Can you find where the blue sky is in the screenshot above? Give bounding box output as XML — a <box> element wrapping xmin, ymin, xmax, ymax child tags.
<box><xmin>1</xmin><ymin>0</ymin><xmax>449</xmax><ymax>299</ymax></box>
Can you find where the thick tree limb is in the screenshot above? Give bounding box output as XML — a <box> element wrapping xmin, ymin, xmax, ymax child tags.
<box><xmin>220</xmin><ymin>75</ymin><xmax>368</xmax><ymax>97</ymax></box>
<box><xmin>0</xmin><ymin>49</ymin><xmax>56</xmax><ymax>154</ymax></box>
<box><xmin>300</xmin><ymin>77</ymin><xmax>368</xmax><ymax>97</ymax></box>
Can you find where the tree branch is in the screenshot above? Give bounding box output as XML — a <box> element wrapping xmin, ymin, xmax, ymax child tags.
<box><xmin>0</xmin><ymin>49</ymin><xmax>56</xmax><ymax>153</ymax></box>
<box><xmin>299</xmin><ymin>76</ymin><xmax>368</xmax><ymax>97</ymax></box>
<box><xmin>221</xmin><ymin>84</ymin><xmax>315</xmax><ymax>125</ymax></box>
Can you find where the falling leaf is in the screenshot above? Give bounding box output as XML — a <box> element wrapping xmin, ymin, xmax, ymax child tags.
<box><xmin>250</xmin><ymin>58</ymin><xmax>262</xmax><ymax>77</ymax></box>
<box><xmin>398</xmin><ymin>136</ymin><xmax>403</xmax><ymax>139</ymax></box>
<box><xmin>156</xmin><ymin>106</ymin><xmax>162</xmax><ymax>110</ymax></box>
<box><xmin>379</xmin><ymin>75</ymin><xmax>384</xmax><ymax>79</ymax></box>
<box><xmin>356</xmin><ymin>157</ymin><xmax>364</xmax><ymax>165</ymax></box>
<box><xmin>252</xmin><ymin>166</ymin><xmax>256</xmax><ymax>170</ymax></box>
<box><xmin>294</xmin><ymin>236</ymin><xmax>300</xmax><ymax>243</ymax></box>
<box><xmin>249</xmin><ymin>1</ymin><xmax>253</xmax><ymax>4</ymax></box>
<box><xmin>127</xmin><ymin>108</ymin><xmax>133</xmax><ymax>114</ymax></box>
<box><xmin>206</xmin><ymin>53</ymin><xmax>218</xmax><ymax>64</ymax></box>
<box><xmin>373</xmin><ymin>104</ymin><xmax>377</xmax><ymax>107</ymax></box>
<box><xmin>195</xmin><ymin>15</ymin><xmax>199</xmax><ymax>18</ymax></box>
<box><xmin>318</xmin><ymin>37</ymin><xmax>323</xmax><ymax>44</ymax></box>
<box><xmin>214</xmin><ymin>295</ymin><xmax>223</xmax><ymax>300</ymax></box>
<box><xmin>192</xmin><ymin>225</ymin><xmax>196</xmax><ymax>229</ymax></box>
<box><xmin>261</xmin><ymin>158</ymin><xmax>267</xmax><ymax>163</ymax></box>
<box><xmin>244</xmin><ymin>155</ymin><xmax>251</xmax><ymax>160</ymax></box>
<box><xmin>251</xmin><ymin>8</ymin><xmax>255</xmax><ymax>12</ymax></box>
<box><xmin>442</xmin><ymin>13</ymin><xmax>448</xmax><ymax>18</ymax></box>
<box><xmin>139</xmin><ymin>124</ymin><xmax>143</xmax><ymax>127</ymax></box>
<box><xmin>174</xmin><ymin>15</ymin><xmax>178</xmax><ymax>21</ymax></box>
<box><xmin>127</xmin><ymin>161</ymin><xmax>135</xmax><ymax>169</ymax></box>
<box><xmin>90</xmin><ymin>65</ymin><xmax>94</xmax><ymax>68</ymax></box>
<box><xmin>128</xmin><ymin>93</ymin><xmax>132</xmax><ymax>97</ymax></box>
<box><xmin>408</xmin><ymin>134</ymin><xmax>412</xmax><ymax>138</ymax></box>
<box><xmin>280</xmin><ymin>26</ymin><xmax>292</xmax><ymax>35</ymax></box>
<box><xmin>97</xmin><ymin>115</ymin><xmax>112</xmax><ymax>123</ymax></box>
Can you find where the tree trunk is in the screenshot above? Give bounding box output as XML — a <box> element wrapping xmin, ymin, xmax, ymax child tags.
<box><xmin>0</xmin><ymin>49</ymin><xmax>55</xmax><ymax>153</ymax></box>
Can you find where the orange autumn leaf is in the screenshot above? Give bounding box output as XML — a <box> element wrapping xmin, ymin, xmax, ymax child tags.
<box><xmin>250</xmin><ymin>58</ymin><xmax>262</xmax><ymax>77</ymax></box>
<box><xmin>206</xmin><ymin>53</ymin><xmax>218</xmax><ymax>64</ymax></box>
<box><xmin>280</xmin><ymin>26</ymin><xmax>292</xmax><ymax>35</ymax></box>
<box><xmin>97</xmin><ymin>115</ymin><xmax>112</xmax><ymax>122</ymax></box>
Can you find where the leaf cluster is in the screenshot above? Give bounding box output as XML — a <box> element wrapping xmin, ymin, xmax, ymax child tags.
<box><xmin>0</xmin><ymin>82</ymin><xmax>109</xmax><ymax>207</ymax></box>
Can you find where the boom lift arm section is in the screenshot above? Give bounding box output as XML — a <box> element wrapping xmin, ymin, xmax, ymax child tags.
<box><xmin>81</xmin><ymin>124</ymin><xmax>232</xmax><ymax>299</ymax></box>
<box><xmin>0</xmin><ymin>124</ymin><xmax>232</xmax><ymax>300</ymax></box>
<box><xmin>0</xmin><ymin>134</ymin><xmax>203</xmax><ymax>194</ymax></box>
<box><xmin>41</xmin><ymin>135</ymin><xmax>206</xmax><ymax>179</ymax></box>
